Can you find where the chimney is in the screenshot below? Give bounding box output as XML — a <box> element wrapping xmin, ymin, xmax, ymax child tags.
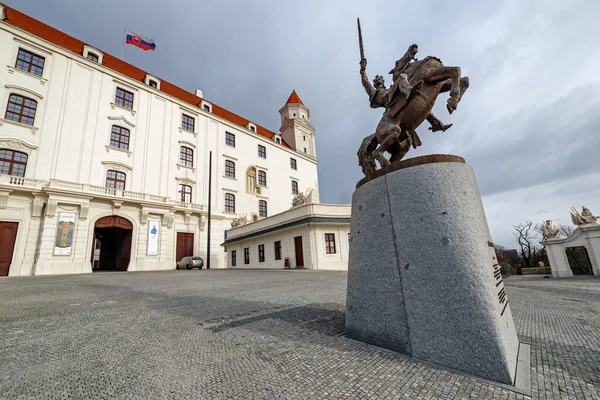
<box><xmin>195</xmin><ymin>89</ymin><xmax>203</xmax><ymax>98</ymax></box>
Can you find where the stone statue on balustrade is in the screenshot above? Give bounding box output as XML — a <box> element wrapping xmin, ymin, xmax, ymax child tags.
<box><xmin>569</xmin><ymin>206</ymin><xmax>599</xmax><ymax>225</ymax></box>
<box><xmin>291</xmin><ymin>189</ymin><xmax>314</xmax><ymax>208</ymax></box>
<box><xmin>355</xmin><ymin>19</ymin><xmax>470</xmax><ymax>176</ymax></box>
<box><xmin>541</xmin><ymin>219</ymin><xmax>560</xmax><ymax>239</ymax></box>
<box><xmin>230</xmin><ymin>213</ymin><xmax>248</xmax><ymax>228</ymax></box>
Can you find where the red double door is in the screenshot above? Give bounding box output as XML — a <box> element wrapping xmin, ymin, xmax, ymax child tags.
<box><xmin>0</xmin><ymin>222</ymin><xmax>18</xmax><ymax>276</ymax></box>
<box><xmin>176</xmin><ymin>233</ymin><xmax>194</xmax><ymax>261</ymax></box>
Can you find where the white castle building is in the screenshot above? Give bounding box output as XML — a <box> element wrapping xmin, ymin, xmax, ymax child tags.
<box><xmin>0</xmin><ymin>4</ymin><xmax>352</xmax><ymax>276</ymax></box>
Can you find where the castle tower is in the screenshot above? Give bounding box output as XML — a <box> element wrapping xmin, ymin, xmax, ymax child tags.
<box><xmin>279</xmin><ymin>91</ymin><xmax>316</xmax><ymax>158</ymax></box>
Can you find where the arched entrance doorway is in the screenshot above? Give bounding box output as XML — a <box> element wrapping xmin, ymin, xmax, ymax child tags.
<box><xmin>91</xmin><ymin>216</ymin><xmax>133</xmax><ymax>272</ymax></box>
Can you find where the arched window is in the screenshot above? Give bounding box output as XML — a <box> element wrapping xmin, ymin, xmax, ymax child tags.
<box><xmin>179</xmin><ymin>184</ymin><xmax>192</xmax><ymax>203</ymax></box>
<box><xmin>110</xmin><ymin>126</ymin><xmax>130</xmax><ymax>150</ymax></box>
<box><xmin>180</xmin><ymin>146</ymin><xmax>193</xmax><ymax>168</ymax></box>
<box><xmin>257</xmin><ymin>170</ymin><xmax>267</xmax><ymax>187</ymax></box>
<box><xmin>259</xmin><ymin>200</ymin><xmax>267</xmax><ymax>217</ymax></box>
<box><xmin>5</xmin><ymin>94</ymin><xmax>37</xmax><ymax>126</ymax></box>
<box><xmin>225</xmin><ymin>193</ymin><xmax>235</xmax><ymax>213</ymax></box>
<box><xmin>0</xmin><ymin>149</ymin><xmax>28</xmax><ymax>177</ymax></box>
<box><xmin>105</xmin><ymin>170</ymin><xmax>126</xmax><ymax>190</ymax></box>
<box><xmin>225</xmin><ymin>160</ymin><xmax>235</xmax><ymax>178</ymax></box>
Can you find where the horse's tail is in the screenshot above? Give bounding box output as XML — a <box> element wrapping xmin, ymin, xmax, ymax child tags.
<box><xmin>357</xmin><ymin>133</ymin><xmax>378</xmax><ymax>176</ymax></box>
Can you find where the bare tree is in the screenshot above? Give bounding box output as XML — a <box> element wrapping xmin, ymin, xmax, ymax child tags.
<box><xmin>557</xmin><ymin>223</ymin><xmax>576</xmax><ymax>238</ymax></box>
<box><xmin>513</xmin><ymin>221</ymin><xmax>535</xmax><ymax>272</ymax></box>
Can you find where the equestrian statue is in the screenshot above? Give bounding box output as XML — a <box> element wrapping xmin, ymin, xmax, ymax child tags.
<box><xmin>356</xmin><ymin>18</ymin><xmax>470</xmax><ymax>176</ymax></box>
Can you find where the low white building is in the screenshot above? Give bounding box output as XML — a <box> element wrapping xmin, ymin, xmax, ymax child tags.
<box><xmin>0</xmin><ymin>4</ymin><xmax>322</xmax><ymax>276</ymax></box>
<box><xmin>223</xmin><ymin>203</ymin><xmax>351</xmax><ymax>270</ymax></box>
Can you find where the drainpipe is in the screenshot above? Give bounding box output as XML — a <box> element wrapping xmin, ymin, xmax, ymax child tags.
<box><xmin>206</xmin><ymin>151</ymin><xmax>212</xmax><ymax>269</ymax></box>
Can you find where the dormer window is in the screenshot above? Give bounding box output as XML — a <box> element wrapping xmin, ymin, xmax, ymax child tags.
<box><xmin>82</xmin><ymin>45</ymin><xmax>104</xmax><ymax>64</ymax></box>
<box><xmin>144</xmin><ymin>74</ymin><xmax>161</xmax><ymax>90</ymax></box>
<box><xmin>87</xmin><ymin>52</ymin><xmax>99</xmax><ymax>63</ymax></box>
<box><xmin>246</xmin><ymin>122</ymin><xmax>257</xmax><ymax>133</ymax></box>
<box><xmin>201</xmin><ymin>101</ymin><xmax>212</xmax><ymax>113</ymax></box>
<box><xmin>276</xmin><ymin>138</ymin><xmax>281</xmax><ymax>144</ymax></box>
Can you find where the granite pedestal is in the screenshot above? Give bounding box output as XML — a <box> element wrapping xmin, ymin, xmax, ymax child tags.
<box><xmin>346</xmin><ymin>155</ymin><xmax>520</xmax><ymax>385</ymax></box>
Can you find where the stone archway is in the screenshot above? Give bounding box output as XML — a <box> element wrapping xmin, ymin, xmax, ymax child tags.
<box><xmin>91</xmin><ymin>216</ymin><xmax>133</xmax><ymax>272</ymax></box>
<box><xmin>542</xmin><ymin>223</ymin><xmax>600</xmax><ymax>278</ymax></box>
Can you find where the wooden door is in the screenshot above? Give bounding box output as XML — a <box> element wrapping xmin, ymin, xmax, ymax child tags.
<box><xmin>0</xmin><ymin>222</ymin><xmax>18</xmax><ymax>276</ymax></box>
<box><xmin>294</xmin><ymin>236</ymin><xmax>304</xmax><ymax>267</ymax></box>
<box><xmin>120</xmin><ymin>230</ymin><xmax>132</xmax><ymax>271</ymax></box>
<box><xmin>176</xmin><ymin>233</ymin><xmax>194</xmax><ymax>261</ymax></box>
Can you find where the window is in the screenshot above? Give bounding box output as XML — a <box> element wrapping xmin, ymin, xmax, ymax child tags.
<box><xmin>304</xmin><ymin>147</ymin><xmax>307</xmax><ymax>153</ymax></box>
<box><xmin>244</xmin><ymin>247</ymin><xmax>250</xmax><ymax>264</ymax></box>
<box><xmin>15</xmin><ymin>48</ymin><xmax>45</xmax><ymax>77</ymax></box>
<box><xmin>87</xmin><ymin>52</ymin><xmax>99</xmax><ymax>63</ymax></box>
<box><xmin>5</xmin><ymin>94</ymin><xmax>37</xmax><ymax>126</ymax></box>
<box><xmin>105</xmin><ymin>170</ymin><xmax>126</xmax><ymax>190</ymax></box>
<box><xmin>110</xmin><ymin>126</ymin><xmax>130</xmax><ymax>150</ymax></box>
<box><xmin>259</xmin><ymin>200</ymin><xmax>267</xmax><ymax>217</ymax></box>
<box><xmin>276</xmin><ymin>138</ymin><xmax>281</xmax><ymax>144</ymax></box>
<box><xmin>258</xmin><ymin>244</ymin><xmax>265</xmax><ymax>263</ymax></box>
<box><xmin>290</xmin><ymin>158</ymin><xmax>297</xmax><ymax>170</ymax></box>
<box><xmin>274</xmin><ymin>241</ymin><xmax>282</xmax><ymax>260</ymax></box>
<box><xmin>250</xmin><ymin>126</ymin><xmax>256</xmax><ymax>132</ymax></box>
<box><xmin>0</xmin><ymin>149</ymin><xmax>28</xmax><ymax>177</ymax></box>
<box><xmin>179</xmin><ymin>146</ymin><xmax>193</xmax><ymax>168</ymax></box>
<box><xmin>258</xmin><ymin>144</ymin><xmax>266</xmax><ymax>158</ymax></box>
<box><xmin>225</xmin><ymin>160</ymin><xmax>235</xmax><ymax>178</ymax></box>
<box><xmin>291</xmin><ymin>180</ymin><xmax>298</xmax><ymax>195</ymax></box>
<box><xmin>303</xmin><ymin>136</ymin><xmax>306</xmax><ymax>141</ymax></box>
<box><xmin>203</xmin><ymin>104</ymin><xmax>211</xmax><ymax>112</ymax></box>
<box><xmin>179</xmin><ymin>184</ymin><xmax>192</xmax><ymax>203</ymax></box>
<box><xmin>231</xmin><ymin>250</ymin><xmax>237</xmax><ymax>267</ymax></box>
<box><xmin>225</xmin><ymin>193</ymin><xmax>235</xmax><ymax>213</ymax></box>
<box><xmin>225</xmin><ymin>132</ymin><xmax>235</xmax><ymax>147</ymax></box>
<box><xmin>181</xmin><ymin>114</ymin><xmax>195</xmax><ymax>132</ymax></box>
<box><xmin>148</xmin><ymin>80</ymin><xmax>158</xmax><ymax>88</ymax></box>
<box><xmin>115</xmin><ymin>87</ymin><xmax>134</xmax><ymax>110</ymax></box>
<box><xmin>325</xmin><ymin>233</ymin><xmax>336</xmax><ymax>254</ymax></box>
<box><xmin>257</xmin><ymin>170</ymin><xmax>267</xmax><ymax>187</ymax></box>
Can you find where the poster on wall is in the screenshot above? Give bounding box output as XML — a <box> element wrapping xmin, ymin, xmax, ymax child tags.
<box><xmin>54</xmin><ymin>212</ymin><xmax>76</xmax><ymax>255</ymax></box>
<box><xmin>147</xmin><ymin>219</ymin><xmax>160</xmax><ymax>255</ymax></box>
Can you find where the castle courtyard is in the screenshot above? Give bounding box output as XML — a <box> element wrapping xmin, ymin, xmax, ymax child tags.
<box><xmin>1</xmin><ymin>271</ymin><xmax>598</xmax><ymax>399</ymax></box>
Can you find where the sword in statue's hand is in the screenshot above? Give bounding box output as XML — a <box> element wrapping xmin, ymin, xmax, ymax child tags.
<box><xmin>357</xmin><ymin>18</ymin><xmax>367</xmax><ymax>73</ymax></box>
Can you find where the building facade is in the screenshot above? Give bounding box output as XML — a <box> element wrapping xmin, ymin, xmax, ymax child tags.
<box><xmin>0</xmin><ymin>4</ymin><xmax>319</xmax><ymax>276</ymax></box>
<box><xmin>223</xmin><ymin>203</ymin><xmax>351</xmax><ymax>270</ymax></box>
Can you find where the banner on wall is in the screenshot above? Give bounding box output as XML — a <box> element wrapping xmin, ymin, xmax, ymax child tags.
<box><xmin>147</xmin><ymin>219</ymin><xmax>160</xmax><ymax>255</ymax></box>
<box><xmin>54</xmin><ymin>212</ymin><xmax>76</xmax><ymax>255</ymax></box>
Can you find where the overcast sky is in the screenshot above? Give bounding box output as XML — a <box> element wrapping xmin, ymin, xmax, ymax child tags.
<box><xmin>6</xmin><ymin>0</ymin><xmax>599</xmax><ymax>248</ymax></box>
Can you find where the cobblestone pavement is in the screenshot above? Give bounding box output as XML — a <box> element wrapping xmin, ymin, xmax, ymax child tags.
<box><xmin>0</xmin><ymin>271</ymin><xmax>598</xmax><ymax>400</ymax></box>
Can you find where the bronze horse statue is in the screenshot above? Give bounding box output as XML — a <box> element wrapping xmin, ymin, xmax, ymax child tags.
<box><xmin>357</xmin><ymin>37</ymin><xmax>469</xmax><ymax>177</ymax></box>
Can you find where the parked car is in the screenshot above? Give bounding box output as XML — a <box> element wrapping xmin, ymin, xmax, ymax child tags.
<box><xmin>176</xmin><ymin>256</ymin><xmax>204</xmax><ymax>270</ymax></box>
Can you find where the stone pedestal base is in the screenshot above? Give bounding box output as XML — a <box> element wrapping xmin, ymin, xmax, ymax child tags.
<box><xmin>346</xmin><ymin>155</ymin><xmax>520</xmax><ymax>385</ymax></box>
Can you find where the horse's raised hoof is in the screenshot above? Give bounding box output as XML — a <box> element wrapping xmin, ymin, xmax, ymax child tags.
<box><xmin>447</xmin><ymin>98</ymin><xmax>458</xmax><ymax>114</ymax></box>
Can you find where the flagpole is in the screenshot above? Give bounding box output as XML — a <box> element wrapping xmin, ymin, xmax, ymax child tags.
<box><xmin>120</xmin><ymin>27</ymin><xmax>127</xmax><ymax>60</ymax></box>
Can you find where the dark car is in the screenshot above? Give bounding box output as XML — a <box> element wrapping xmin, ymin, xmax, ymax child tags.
<box><xmin>176</xmin><ymin>256</ymin><xmax>204</xmax><ymax>270</ymax></box>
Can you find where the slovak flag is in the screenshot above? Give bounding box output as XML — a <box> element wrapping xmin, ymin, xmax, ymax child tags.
<box><xmin>125</xmin><ymin>30</ymin><xmax>156</xmax><ymax>51</ymax></box>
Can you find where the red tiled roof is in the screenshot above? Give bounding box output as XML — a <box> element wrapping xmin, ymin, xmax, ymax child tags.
<box><xmin>1</xmin><ymin>3</ymin><xmax>290</xmax><ymax>148</ymax></box>
<box><xmin>285</xmin><ymin>90</ymin><xmax>304</xmax><ymax>105</ymax></box>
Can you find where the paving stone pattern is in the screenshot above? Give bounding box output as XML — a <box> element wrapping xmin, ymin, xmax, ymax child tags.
<box><xmin>0</xmin><ymin>271</ymin><xmax>598</xmax><ymax>399</ymax></box>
